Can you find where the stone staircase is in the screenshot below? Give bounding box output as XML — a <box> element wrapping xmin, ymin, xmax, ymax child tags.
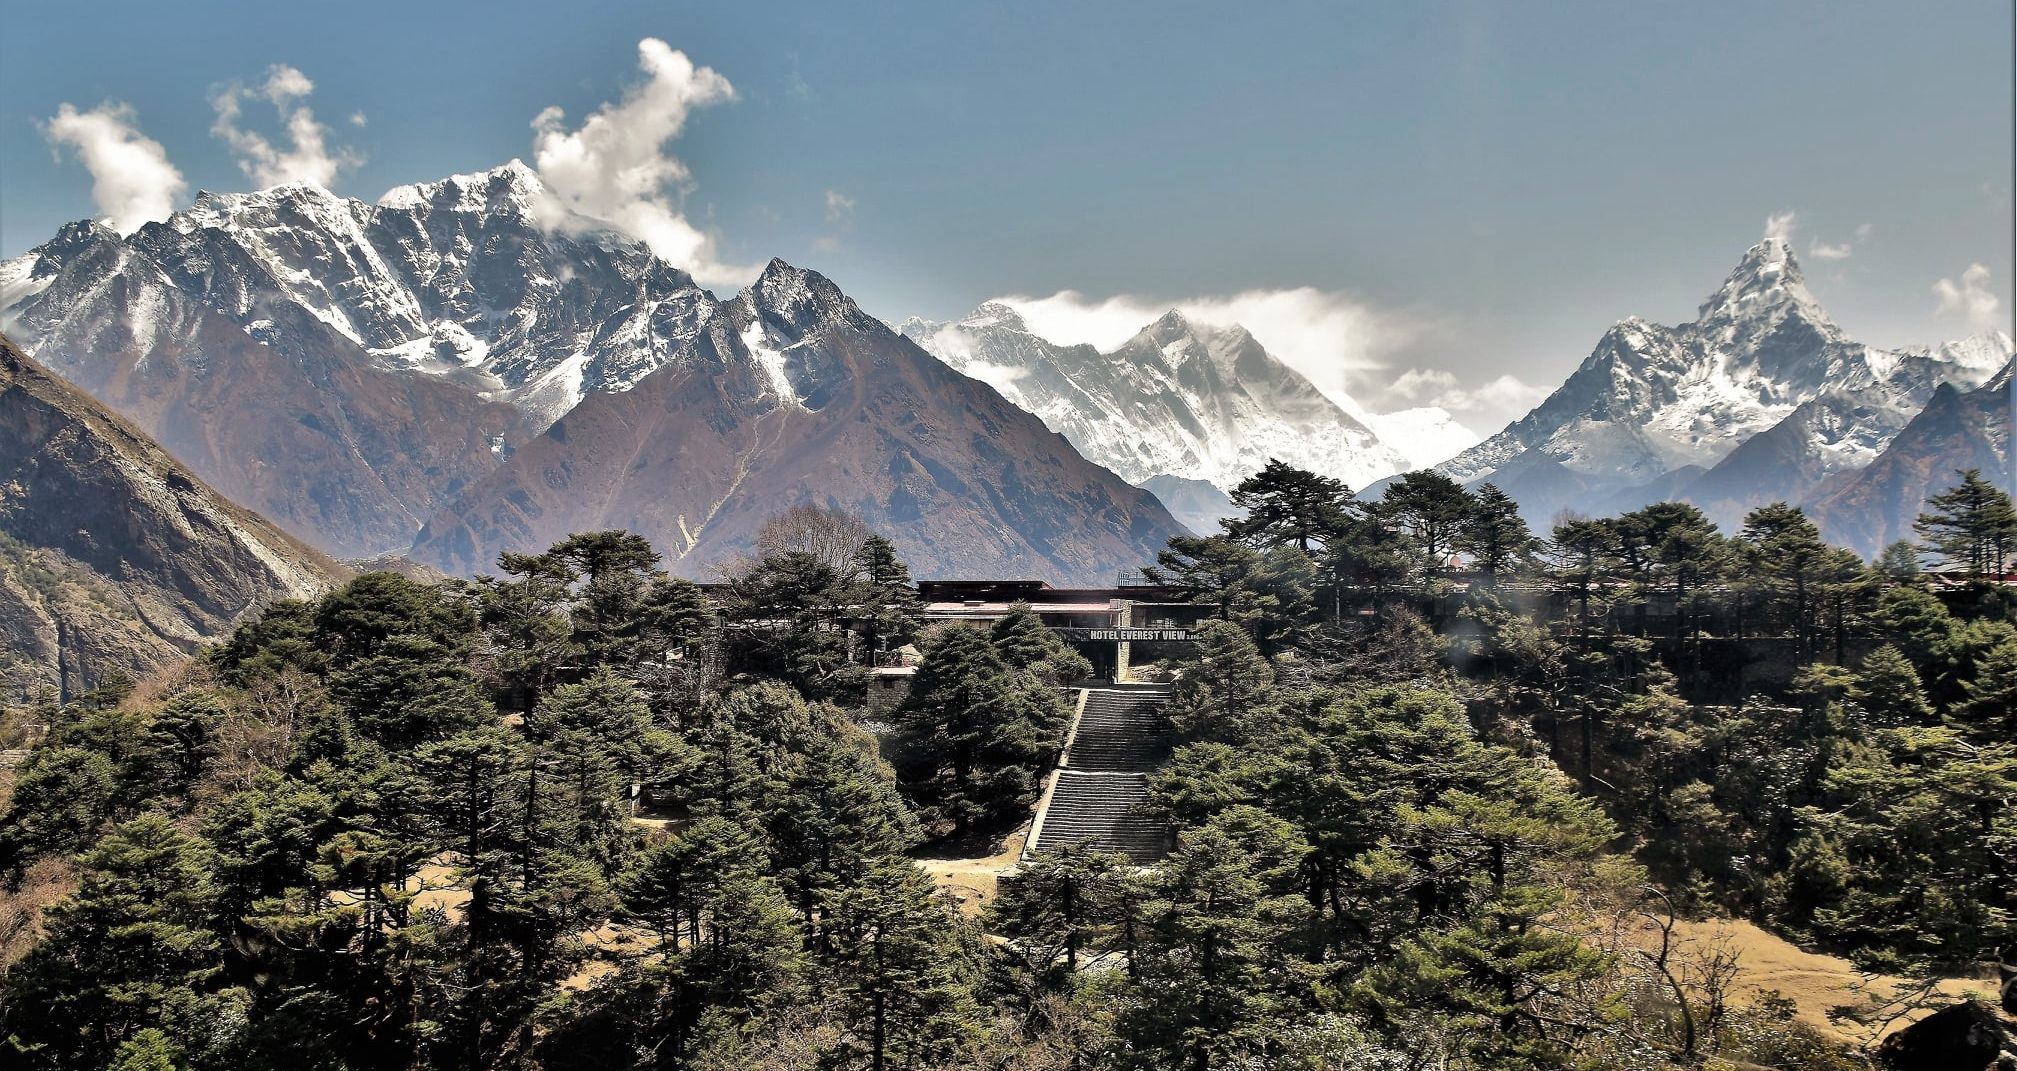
<box><xmin>1065</xmin><ymin>687</ymin><xmax>1174</xmax><ymax>771</ymax></box>
<box><xmin>1025</xmin><ymin>684</ymin><xmax>1174</xmax><ymax>864</ymax></box>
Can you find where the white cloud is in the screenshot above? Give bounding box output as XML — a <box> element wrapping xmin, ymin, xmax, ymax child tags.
<box><xmin>530</xmin><ymin>38</ymin><xmax>754</xmax><ymax>288</ymax></box>
<box><xmin>349</xmin><ymin>111</ymin><xmax>368</xmax><ymax>128</ymax></box>
<box><xmin>811</xmin><ymin>190</ymin><xmax>856</xmax><ymax>255</ymax></box>
<box><xmin>1364</xmin><ymin>407</ymin><xmax>1479</xmax><ymax>470</ymax></box>
<box><xmin>1933</xmin><ymin>263</ymin><xmax>2005</xmax><ymax>334</ymax></box>
<box><xmin>41</xmin><ymin>102</ymin><xmax>186</xmax><ymax>234</ymax></box>
<box><xmin>211</xmin><ymin>64</ymin><xmax>361</xmax><ymax>188</ymax></box>
<box><xmin>1808</xmin><ymin>222</ymin><xmax>1871</xmax><ymax>262</ymax></box>
<box><xmin>1763</xmin><ymin>211</ymin><xmax>1798</xmax><ymax>242</ymax></box>
<box><xmin>1387</xmin><ymin>367</ymin><xmax>1547</xmax><ymax>414</ymax></box>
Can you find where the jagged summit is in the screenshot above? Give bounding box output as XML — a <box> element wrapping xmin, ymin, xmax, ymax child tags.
<box><xmin>1145</xmin><ymin>307</ymin><xmax>1193</xmax><ymax>337</ymax></box>
<box><xmin>377</xmin><ymin>159</ymin><xmax>551</xmax><ymax>216</ymax></box>
<box><xmin>1436</xmin><ymin>237</ymin><xmax>2006</xmax><ymax>528</ymax></box>
<box><xmin>1691</xmin><ymin>237</ymin><xmax>1840</xmax><ymax>352</ymax></box>
<box><xmin>741</xmin><ymin>258</ymin><xmax>867</xmax><ymax>339</ymax></box>
<box><xmin>408</xmin><ymin>251</ymin><xmax>1184</xmax><ymax>583</ymax></box>
<box><xmin>963</xmin><ymin>301</ymin><xmax>1027</xmax><ymax>331</ymax></box>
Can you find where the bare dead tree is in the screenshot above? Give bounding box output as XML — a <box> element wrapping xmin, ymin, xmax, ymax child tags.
<box><xmin>754</xmin><ymin>504</ymin><xmax>875</xmax><ymax>573</ymax></box>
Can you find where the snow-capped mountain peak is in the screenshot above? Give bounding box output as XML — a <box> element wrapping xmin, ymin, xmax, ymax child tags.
<box><xmin>963</xmin><ymin>300</ymin><xmax>1028</xmax><ymax>332</ymax></box>
<box><xmin>1691</xmin><ymin>237</ymin><xmax>1842</xmax><ymax>358</ymax></box>
<box><xmin>377</xmin><ymin>159</ymin><xmax>552</xmax><ymax>218</ymax></box>
<box><xmin>1436</xmin><ymin>238</ymin><xmax>2007</xmax><ymax>527</ymax></box>
<box><xmin>4</xmin><ymin>162</ymin><xmax>721</xmax><ymax>432</ymax></box>
<box><xmin>904</xmin><ymin>301</ymin><xmax>1412</xmax><ymax>493</ymax></box>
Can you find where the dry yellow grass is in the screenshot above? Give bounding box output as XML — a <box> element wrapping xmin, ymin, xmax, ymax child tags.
<box><xmin>914</xmin><ymin>821</ymin><xmax>1030</xmax><ymax>916</ymax></box>
<box><xmin>1618</xmin><ymin>914</ymin><xmax>1994</xmax><ymax>1043</ymax></box>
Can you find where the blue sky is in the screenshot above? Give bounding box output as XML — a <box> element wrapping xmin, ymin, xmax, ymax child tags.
<box><xmin>2</xmin><ymin>0</ymin><xmax>2010</xmax><ymax>436</ymax></box>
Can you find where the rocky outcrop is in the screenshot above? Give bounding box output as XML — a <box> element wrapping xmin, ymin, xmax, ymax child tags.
<box><xmin>1878</xmin><ymin>1000</ymin><xmax>2017</xmax><ymax>1071</ymax></box>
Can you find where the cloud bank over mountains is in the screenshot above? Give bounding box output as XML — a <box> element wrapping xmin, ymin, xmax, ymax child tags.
<box><xmin>528</xmin><ymin>37</ymin><xmax>753</xmax><ymax>289</ymax></box>
<box><xmin>990</xmin><ymin>285</ymin><xmax>1531</xmax><ymax>434</ymax></box>
<box><xmin>40</xmin><ymin>103</ymin><xmax>186</xmax><ymax>235</ymax></box>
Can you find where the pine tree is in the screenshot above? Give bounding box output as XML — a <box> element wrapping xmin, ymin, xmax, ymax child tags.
<box><xmin>1375</xmin><ymin>470</ymin><xmax>1477</xmax><ymax>580</ymax></box>
<box><xmin>768</xmin><ymin>732</ymin><xmax>918</xmax><ymax>927</ymax></box>
<box><xmin>1852</xmin><ymin>645</ymin><xmax>1933</xmax><ymax>728</ymax></box>
<box><xmin>546</xmin><ymin>530</ymin><xmax>665</xmax><ymax>665</ymax></box>
<box><xmin>1877</xmin><ymin>539</ymin><xmax>1923</xmax><ymax>580</ymax></box>
<box><xmin>1168</xmin><ymin>620</ymin><xmax>1274</xmax><ymax>741</ymax></box>
<box><xmin>326</xmin><ymin>633</ymin><xmax>494</xmax><ymax>748</ymax></box>
<box><xmin>1549</xmin><ymin>518</ymin><xmax>1616</xmax><ymax>644</ymax></box>
<box><xmin>896</xmin><ymin>627</ymin><xmax>1046</xmax><ymax>837</ymax></box>
<box><xmin>1956</xmin><ymin>638</ymin><xmax>2017</xmax><ymax>740</ymax></box>
<box><xmin>1916</xmin><ymin>468</ymin><xmax>2017</xmax><ymax>575</ymax></box>
<box><xmin>142</xmin><ymin>690</ymin><xmax>226</xmax><ymax>801</ymax></box>
<box><xmin>1119</xmin><ymin>814</ymin><xmax>1308</xmax><ymax>1071</ymax></box>
<box><xmin>1225</xmin><ymin>459</ymin><xmax>1356</xmax><ymax>552</ymax></box>
<box><xmin>1457</xmin><ymin>483</ymin><xmax>1536</xmax><ymax>582</ymax></box>
<box><xmin>823</xmin><ymin>860</ymin><xmax>981</xmax><ymax>1071</ymax></box>
<box><xmin>636</xmin><ymin>575</ymin><xmax>720</xmax><ymax>663</ymax></box>
<box><xmin>0</xmin><ymin>745</ymin><xmax>118</xmax><ymax>869</ymax></box>
<box><xmin>988</xmin><ymin>842</ymin><xmax>1129</xmax><ymax>979</ymax></box>
<box><xmin>851</xmin><ymin>534</ymin><xmax>923</xmax><ymax>663</ymax></box>
<box><xmin>2</xmin><ymin>814</ymin><xmax>225</xmax><ymax>1070</ymax></box>
<box><xmin>1615</xmin><ymin>501</ymin><xmax>1728</xmax><ymax>644</ymax></box>
<box><xmin>1740</xmin><ymin>503</ymin><xmax>1835</xmax><ymax>656</ymax></box>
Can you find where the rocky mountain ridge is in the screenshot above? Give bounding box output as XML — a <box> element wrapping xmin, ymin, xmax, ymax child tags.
<box><xmin>2</xmin><ymin>165</ymin><xmax>1183</xmax><ymax>582</ymax></box>
<box><xmin>411</xmin><ymin>259</ymin><xmax>1184</xmax><ymax>582</ymax></box>
<box><xmin>0</xmin><ymin>333</ymin><xmax>342</xmax><ymax>697</ymax></box>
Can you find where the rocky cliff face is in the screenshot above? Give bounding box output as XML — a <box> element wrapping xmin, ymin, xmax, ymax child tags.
<box><xmin>0</xmin><ymin>334</ymin><xmax>343</xmax><ymax>698</ymax></box>
<box><xmin>411</xmin><ymin>260</ymin><xmax>1185</xmax><ymax>583</ymax></box>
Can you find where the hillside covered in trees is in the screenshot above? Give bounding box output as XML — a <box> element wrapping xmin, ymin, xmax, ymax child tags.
<box><xmin>1</xmin><ymin>466</ymin><xmax>2014</xmax><ymax>1070</ymax></box>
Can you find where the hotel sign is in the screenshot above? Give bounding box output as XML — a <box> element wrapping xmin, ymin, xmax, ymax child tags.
<box><xmin>1057</xmin><ymin>627</ymin><xmax>1194</xmax><ymax>642</ymax></box>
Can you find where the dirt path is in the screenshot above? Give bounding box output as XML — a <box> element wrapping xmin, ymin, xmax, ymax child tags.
<box><xmin>913</xmin><ymin>822</ymin><xmax>1030</xmax><ymax>916</ymax></box>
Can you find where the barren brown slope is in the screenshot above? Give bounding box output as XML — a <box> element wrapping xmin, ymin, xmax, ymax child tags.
<box><xmin>1807</xmin><ymin>364</ymin><xmax>2014</xmax><ymax>557</ymax></box>
<box><xmin>410</xmin><ymin>260</ymin><xmax>1184</xmax><ymax>582</ymax></box>
<box><xmin>0</xmin><ymin>334</ymin><xmax>346</xmax><ymax>698</ymax></box>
